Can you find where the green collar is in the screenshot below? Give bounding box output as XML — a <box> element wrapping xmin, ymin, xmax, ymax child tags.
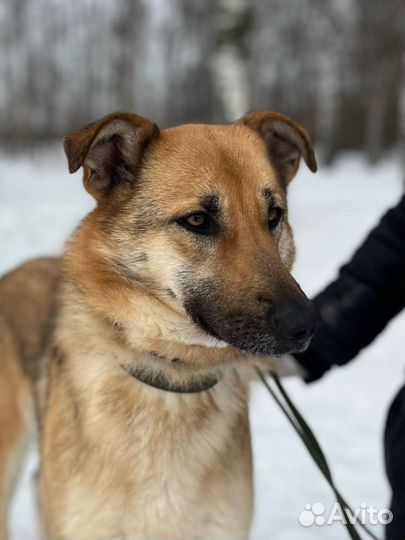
<box><xmin>122</xmin><ymin>363</ymin><xmax>220</xmax><ymax>394</ymax></box>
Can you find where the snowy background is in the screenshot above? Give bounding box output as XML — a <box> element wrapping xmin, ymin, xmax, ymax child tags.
<box><xmin>1</xmin><ymin>149</ymin><xmax>403</xmax><ymax>539</ymax></box>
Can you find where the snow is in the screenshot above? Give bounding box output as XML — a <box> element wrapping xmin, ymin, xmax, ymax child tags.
<box><xmin>1</xmin><ymin>148</ymin><xmax>403</xmax><ymax>539</ymax></box>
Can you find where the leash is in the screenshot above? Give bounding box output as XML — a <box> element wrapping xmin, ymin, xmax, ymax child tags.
<box><xmin>256</xmin><ymin>367</ymin><xmax>381</xmax><ymax>540</ymax></box>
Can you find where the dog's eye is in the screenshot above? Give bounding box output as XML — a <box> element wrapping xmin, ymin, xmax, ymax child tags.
<box><xmin>177</xmin><ymin>213</ymin><xmax>217</xmax><ymax>236</ymax></box>
<box><xmin>268</xmin><ymin>207</ymin><xmax>283</xmax><ymax>230</ymax></box>
<box><xmin>186</xmin><ymin>213</ymin><xmax>206</xmax><ymax>228</ymax></box>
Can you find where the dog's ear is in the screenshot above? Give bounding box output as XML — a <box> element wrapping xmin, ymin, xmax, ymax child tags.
<box><xmin>238</xmin><ymin>111</ymin><xmax>317</xmax><ymax>184</ymax></box>
<box><xmin>63</xmin><ymin>112</ymin><xmax>159</xmax><ymax>198</ymax></box>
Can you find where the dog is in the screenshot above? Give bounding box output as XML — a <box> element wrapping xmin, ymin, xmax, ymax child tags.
<box><xmin>0</xmin><ymin>110</ymin><xmax>317</xmax><ymax>539</ymax></box>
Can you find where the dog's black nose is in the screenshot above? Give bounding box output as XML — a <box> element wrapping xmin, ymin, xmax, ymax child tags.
<box><xmin>272</xmin><ymin>299</ymin><xmax>317</xmax><ymax>344</ymax></box>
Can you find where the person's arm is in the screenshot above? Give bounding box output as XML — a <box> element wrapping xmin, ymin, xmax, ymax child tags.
<box><xmin>295</xmin><ymin>194</ymin><xmax>405</xmax><ymax>382</ymax></box>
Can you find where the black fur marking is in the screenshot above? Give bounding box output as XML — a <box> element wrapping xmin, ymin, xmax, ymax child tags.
<box><xmin>262</xmin><ymin>188</ymin><xmax>274</xmax><ymax>204</ymax></box>
<box><xmin>200</xmin><ymin>193</ymin><xmax>220</xmax><ymax>215</ymax></box>
<box><xmin>166</xmin><ymin>288</ymin><xmax>176</xmax><ymax>298</ymax></box>
<box><xmin>189</xmin><ymin>311</ymin><xmax>223</xmax><ymax>341</ymax></box>
<box><xmin>179</xmin><ymin>272</ymin><xmax>305</xmax><ymax>356</ymax></box>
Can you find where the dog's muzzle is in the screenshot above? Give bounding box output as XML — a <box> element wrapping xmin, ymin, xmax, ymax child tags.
<box><xmin>185</xmin><ymin>296</ymin><xmax>318</xmax><ymax>357</ymax></box>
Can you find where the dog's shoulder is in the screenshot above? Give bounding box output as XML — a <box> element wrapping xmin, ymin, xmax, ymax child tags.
<box><xmin>0</xmin><ymin>257</ymin><xmax>62</xmax><ymax>382</ymax></box>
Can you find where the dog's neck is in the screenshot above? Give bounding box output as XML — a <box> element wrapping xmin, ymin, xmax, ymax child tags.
<box><xmin>122</xmin><ymin>359</ymin><xmax>221</xmax><ymax>393</ymax></box>
<box><xmin>61</xmin><ymin>273</ymin><xmax>240</xmax><ymax>367</ymax></box>
<box><xmin>57</xmin><ymin>279</ymin><xmax>249</xmax><ymax>385</ymax></box>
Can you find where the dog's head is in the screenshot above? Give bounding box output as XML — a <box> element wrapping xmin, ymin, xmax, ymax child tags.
<box><xmin>63</xmin><ymin>111</ymin><xmax>317</xmax><ymax>358</ymax></box>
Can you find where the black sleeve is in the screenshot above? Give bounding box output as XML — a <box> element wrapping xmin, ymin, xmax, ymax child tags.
<box><xmin>294</xmin><ymin>194</ymin><xmax>405</xmax><ymax>382</ymax></box>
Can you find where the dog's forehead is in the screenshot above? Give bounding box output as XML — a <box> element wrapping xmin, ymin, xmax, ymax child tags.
<box><xmin>142</xmin><ymin>123</ymin><xmax>281</xmax><ymax>198</ymax></box>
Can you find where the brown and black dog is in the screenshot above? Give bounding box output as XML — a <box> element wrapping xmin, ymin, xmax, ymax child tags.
<box><xmin>0</xmin><ymin>111</ymin><xmax>317</xmax><ymax>539</ymax></box>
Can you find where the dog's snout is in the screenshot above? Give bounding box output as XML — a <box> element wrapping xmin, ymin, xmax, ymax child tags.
<box><xmin>272</xmin><ymin>299</ymin><xmax>317</xmax><ymax>345</ymax></box>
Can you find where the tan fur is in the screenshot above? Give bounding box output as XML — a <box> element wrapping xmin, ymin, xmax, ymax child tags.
<box><xmin>0</xmin><ymin>258</ymin><xmax>60</xmax><ymax>537</ymax></box>
<box><xmin>0</xmin><ymin>112</ymin><xmax>316</xmax><ymax>539</ymax></box>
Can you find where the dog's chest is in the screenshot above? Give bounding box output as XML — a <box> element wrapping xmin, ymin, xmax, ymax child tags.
<box><xmin>114</xmin><ymin>385</ymin><xmax>251</xmax><ymax>538</ymax></box>
<box><xmin>61</xmin><ymin>383</ymin><xmax>251</xmax><ymax>539</ymax></box>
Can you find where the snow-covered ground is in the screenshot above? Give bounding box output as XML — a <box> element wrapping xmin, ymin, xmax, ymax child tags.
<box><xmin>0</xmin><ymin>148</ymin><xmax>403</xmax><ymax>540</ymax></box>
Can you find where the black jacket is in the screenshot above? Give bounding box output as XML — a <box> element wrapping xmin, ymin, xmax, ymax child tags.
<box><xmin>295</xmin><ymin>194</ymin><xmax>405</xmax><ymax>382</ymax></box>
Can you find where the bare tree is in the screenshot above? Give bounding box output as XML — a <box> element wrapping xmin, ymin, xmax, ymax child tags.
<box><xmin>0</xmin><ymin>0</ymin><xmax>403</xmax><ymax>160</ymax></box>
